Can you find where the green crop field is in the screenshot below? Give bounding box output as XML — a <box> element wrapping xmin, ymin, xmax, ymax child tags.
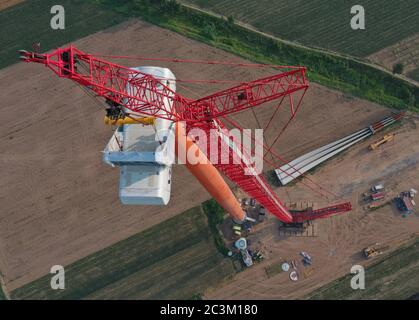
<box><xmin>2</xmin><ymin>0</ymin><xmax>418</xmax><ymax>110</ymax></box>
<box><xmin>307</xmin><ymin>238</ymin><xmax>419</xmax><ymax>300</ymax></box>
<box><xmin>0</xmin><ymin>287</ymin><xmax>6</xmax><ymax>300</ymax></box>
<box><xmin>181</xmin><ymin>0</ymin><xmax>419</xmax><ymax>57</ymax></box>
<box><xmin>11</xmin><ymin>206</ymin><xmax>237</xmax><ymax>300</ymax></box>
<box><xmin>0</xmin><ymin>0</ymin><xmax>125</xmax><ymax>69</ymax></box>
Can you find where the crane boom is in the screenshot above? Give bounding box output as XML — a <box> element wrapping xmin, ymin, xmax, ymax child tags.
<box><xmin>19</xmin><ymin>46</ymin><xmax>308</xmax><ymax>124</ymax></box>
<box><xmin>20</xmin><ymin>45</ymin><xmax>351</xmax><ymax>224</ymax></box>
<box><xmin>214</xmin><ymin>129</ymin><xmax>294</xmax><ymax>222</ymax></box>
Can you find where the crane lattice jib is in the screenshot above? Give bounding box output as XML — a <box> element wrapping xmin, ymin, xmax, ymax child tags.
<box><xmin>20</xmin><ymin>45</ymin><xmax>351</xmax><ymax>223</ymax></box>
<box><xmin>19</xmin><ymin>46</ymin><xmax>308</xmax><ymax>124</ymax></box>
<box><xmin>291</xmin><ymin>202</ymin><xmax>352</xmax><ymax>223</ymax></box>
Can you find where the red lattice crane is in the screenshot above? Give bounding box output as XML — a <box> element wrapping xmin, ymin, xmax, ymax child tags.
<box><xmin>19</xmin><ymin>46</ymin><xmax>351</xmax><ymax>224</ymax></box>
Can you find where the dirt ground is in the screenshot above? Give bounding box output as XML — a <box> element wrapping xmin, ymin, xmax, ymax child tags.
<box><xmin>205</xmin><ymin>116</ymin><xmax>419</xmax><ymax>299</ymax></box>
<box><xmin>0</xmin><ymin>19</ymin><xmax>417</xmax><ymax>295</ymax></box>
<box><xmin>368</xmin><ymin>33</ymin><xmax>419</xmax><ymax>75</ymax></box>
<box><xmin>0</xmin><ymin>0</ymin><xmax>23</xmax><ymax>11</ymax></box>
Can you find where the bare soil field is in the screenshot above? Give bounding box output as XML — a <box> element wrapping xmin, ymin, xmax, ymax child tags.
<box><xmin>368</xmin><ymin>33</ymin><xmax>419</xmax><ymax>76</ymax></box>
<box><xmin>0</xmin><ymin>19</ymin><xmax>416</xmax><ymax>296</ymax></box>
<box><xmin>0</xmin><ymin>0</ymin><xmax>23</xmax><ymax>11</ymax></box>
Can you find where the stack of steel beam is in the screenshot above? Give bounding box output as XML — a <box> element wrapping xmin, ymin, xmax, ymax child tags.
<box><xmin>276</xmin><ymin>112</ymin><xmax>404</xmax><ymax>185</ymax></box>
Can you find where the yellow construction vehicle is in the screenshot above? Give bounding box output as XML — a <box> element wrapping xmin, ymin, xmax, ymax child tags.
<box><xmin>363</xmin><ymin>243</ymin><xmax>388</xmax><ymax>259</ymax></box>
<box><xmin>104</xmin><ymin>115</ymin><xmax>155</xmax><ymax>126</ymax></box>
<box><xmin>369</xmin><ymin>133</ymin><xmax>395</xmax><ymax>150</ymax></box>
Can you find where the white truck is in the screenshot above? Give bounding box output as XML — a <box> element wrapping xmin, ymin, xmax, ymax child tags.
<box><xmin>371</xmin><ymin>184</ymin><xmax>384</xmax><ymax>193</ymax></box>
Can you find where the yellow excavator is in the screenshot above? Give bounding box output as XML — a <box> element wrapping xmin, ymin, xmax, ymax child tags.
<box><xmin>369</xmin><ymin>133</ymin><xmax>395</xmax><ymax>150</ymax></box>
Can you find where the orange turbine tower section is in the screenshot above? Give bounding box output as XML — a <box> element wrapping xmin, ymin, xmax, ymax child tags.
<box><xmin>175</xmin><ymin>121</ymin><xmax>246</xmax><ymax>223</ymax></box>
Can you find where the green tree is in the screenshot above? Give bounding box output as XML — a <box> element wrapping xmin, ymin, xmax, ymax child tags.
<box><xmin>393</xmin><ymin>63</ymin><xmax>404</xmax><ymax>74</ymax></box>
<box><xmin>202</xmin><ymin>23</ymin><xmax>216</xmax><ymax>40</ymax></box>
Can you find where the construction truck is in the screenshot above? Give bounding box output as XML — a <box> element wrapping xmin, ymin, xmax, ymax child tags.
<box><xmin>395</xmin><ymin>191</ymin><xmax>416</xmax><ymax>216</ymax></box>
<box><xmin>363</xmin><ymin>243</ymin><xmax>388</xmax><ymax>259</ymax></box>
<box><xmin>370</xmin><ymin>191</ymin><xmax>386</xmax><ymax>201</ymax></box>
<box><xmin>363</xmin><ymin>185</ymin><xmax>385</xmax><ymax>203</ymax></box>
<box><xmin>369</xmin><ymin>134</ymin><xmax>395</xmax><ymax>150</ymax></box>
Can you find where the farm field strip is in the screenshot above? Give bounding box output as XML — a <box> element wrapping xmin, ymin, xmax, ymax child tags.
<box><xmin>2</xmin><ymin>0</ymin><xmax>418</xmax><ymax>111</ymax></box>
<box><xmin>0</xmin><ymin>0</ymin><xmax>125</xmax><ymax>69</ymax></box>
<box><xmin>307</xmin><ymin>238</ymin><xmax>419</xmax><ymax>300</ymax></box>
<box><xmin>181</xmin><ymin>0</ymin><xmax>419</xmax><ymax>57</ymax></box>
<box><xmin>10</xmin><ymin>206</ymin><xmax>236</xmax><ymax>300</ymax></box>
<box><xmin>86</xmin><ymin>241</ymin><xmax>234</xmax><ymax>300</ymax></box>
<box><xmin>368</xmin><ymin>33</ymin><xmax>419</xmax><ymax>75</ymax></box>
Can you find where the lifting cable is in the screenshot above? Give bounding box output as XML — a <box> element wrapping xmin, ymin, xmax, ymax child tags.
<box><xmin>264</xmin><ymin>89</ymin><xmax>307</xmax><ymax>158</ymax></box>
<box><xmin>89</xmin><ymin>53</ymin><xmax>301</xmax><ymax>70</ymax></box>
<box><xmin>165</xmin><ymin>68</ymin><xmax>339</xmax><ymax>201</ymax></box>
<box><xmin>221</xmin><ymin>115</ymin><xmax>341</xmax><ymax>200</ymax></box>
<box><xmin>83</xmin><ymin>54</ymin><xmax>303</xmax><ymax>86</ymax></box>
<box><xmin>174</xmin><ymin>78</ymin><xmax>338</xmax><ymax>201</ymax></box>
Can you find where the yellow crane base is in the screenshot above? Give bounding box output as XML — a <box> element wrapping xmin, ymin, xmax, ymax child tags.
<box><xmin>104</xmin><ymin>116</ymin><xmax>155</xmax><ymax>126</ymax></box>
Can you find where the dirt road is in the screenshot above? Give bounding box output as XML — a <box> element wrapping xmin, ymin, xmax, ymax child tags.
<box><xmin>0</xmin><ymin>0</ymin><xmax>23</xmax><ymax>11</ymax></box>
